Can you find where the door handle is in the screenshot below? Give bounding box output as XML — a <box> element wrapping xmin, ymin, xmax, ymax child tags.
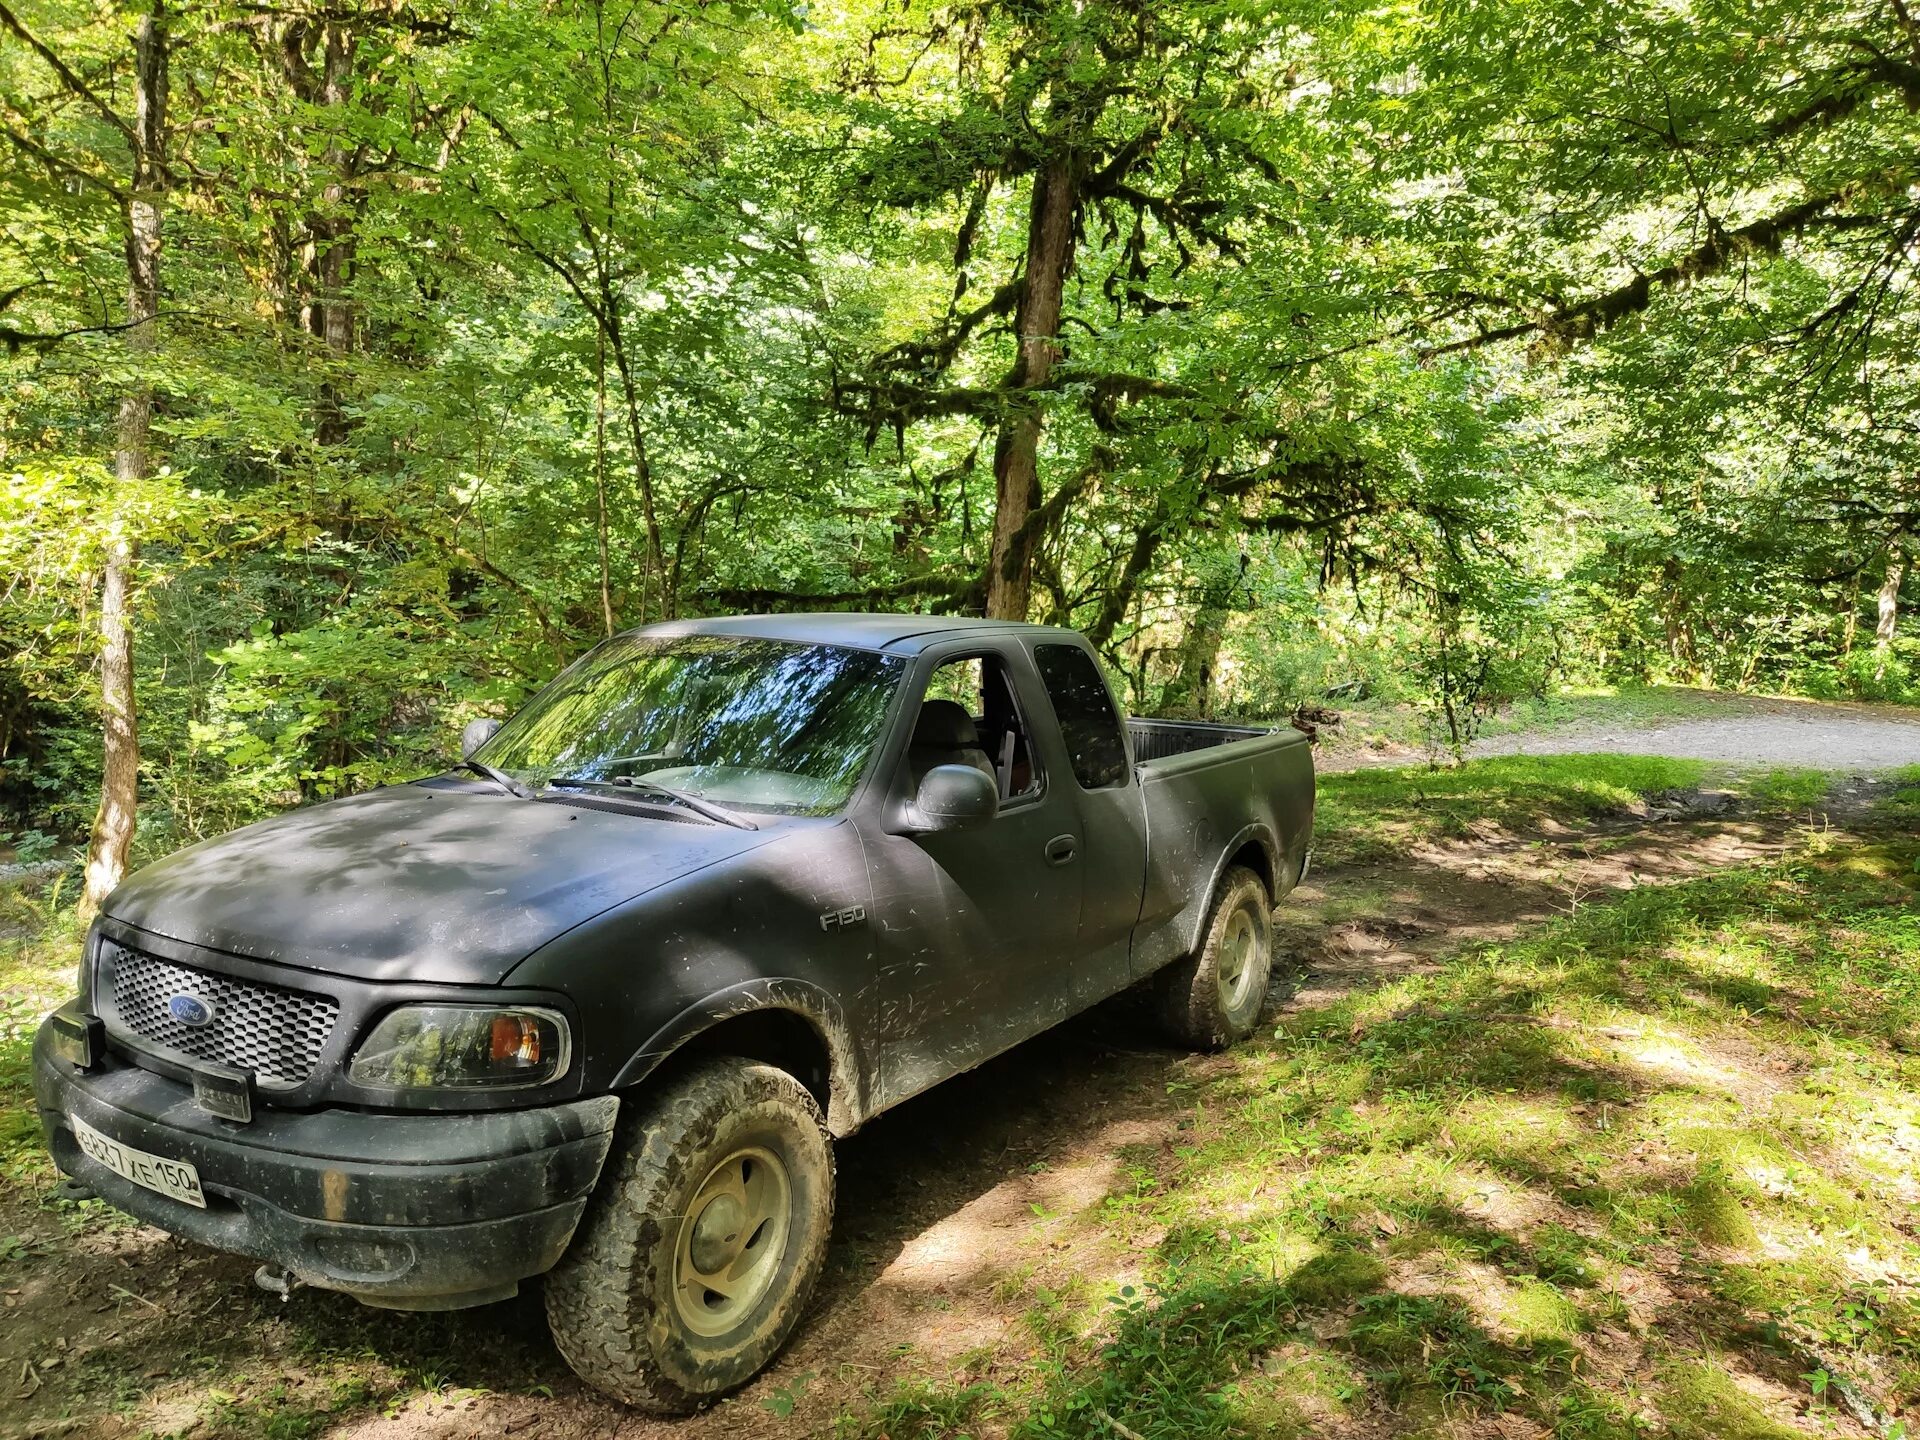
<box><xmin>1045</xmin><ymin>833</ymin><xmax>1078</xmax><ymax>866</ymax></box>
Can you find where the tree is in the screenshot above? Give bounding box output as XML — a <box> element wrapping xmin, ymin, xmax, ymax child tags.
<box><xmin>1</xmin><ymin>0</ymin><xmax>170</xmax><ymax>909</ymax></box>
<box><xmin>1355</xmin><ymin>0</ymin><xmax>1920</xmax><ymax>695</ymax></box>
<box><xmin>825</xmin><ymin>0</ymin><xmax>1425</xmax><ymax>625</ymax></box>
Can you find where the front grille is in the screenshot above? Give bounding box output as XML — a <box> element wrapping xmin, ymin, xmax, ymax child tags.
<box><xmin>102</xmin><ymin>942</ymin><xmax>338</xmax><ymax>1087</ymax></box>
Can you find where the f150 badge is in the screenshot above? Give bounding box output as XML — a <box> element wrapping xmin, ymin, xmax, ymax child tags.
<box><xmin>819</xmin><ymin>905</ymin><xmax>866</xmax><ymax>933</ymax></box>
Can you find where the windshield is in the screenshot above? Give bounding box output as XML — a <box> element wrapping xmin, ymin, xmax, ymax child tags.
<box><xmin>473</xmin><ymin>635</ymin><xmax>904</xmax><ymax>816</ymax></box>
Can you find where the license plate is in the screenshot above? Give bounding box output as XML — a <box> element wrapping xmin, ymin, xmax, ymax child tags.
<box><xmin>70</xmin><ymin>1114</ymin><xmax>206</xmax><ymax>1209</ymax></box>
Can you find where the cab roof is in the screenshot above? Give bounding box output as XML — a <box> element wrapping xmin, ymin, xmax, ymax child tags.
<box><xmin>633</xmin><ymin>612</ymin><xmax>1075</xmax><ymax>656</ymax></box>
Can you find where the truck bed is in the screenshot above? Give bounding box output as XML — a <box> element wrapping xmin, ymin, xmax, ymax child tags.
<box><xmin>1127</xmin><ymin>716</ymin><xmax>1275</xmax><ymax>763</ymax></box>
<box><xmin>1125</xmin><ymin>715</ymin><xmax>1315</xmax><ymax>977</ymax></box>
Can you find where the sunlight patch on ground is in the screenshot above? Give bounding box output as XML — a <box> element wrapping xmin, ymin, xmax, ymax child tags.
<box><xmin>876</xmin><ymin>1193</ymin><xmax>1025</xmax><ymax>1289</ymax></box>
<box><xmin>877</xmin><ymin>1152</ymin><xmax>1127</xmax><ymax>1292</ymax></box>
<box><xmin>1814</xmin><ymin>1088</ymin><xmax>1920</xmax><ymax>1204</ymax></box>
<box><xmin>1611</xmin><ymin>1029</ymin><xmax>1758</xmax><ymax>1095</ymax></box>
<box><xmin>1226</xmin><ymin>1342</ymin><xmax>1365</xmax><ymax>1436</ymax></box>
<box><xmin>124</xmin><ymin>1392</ymin><xmax>204</xmax><ymax>1438</ymax></box>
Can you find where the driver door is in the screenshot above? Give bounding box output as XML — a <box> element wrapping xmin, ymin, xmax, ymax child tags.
<box><xmin>859</xmin><ymin>646</ymin><xmax>1086</xmax><ymax>1104</ymax></box>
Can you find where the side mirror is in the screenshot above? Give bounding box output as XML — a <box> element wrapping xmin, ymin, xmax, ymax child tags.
<box><xmin>909</xmin><ymin>764</ymin><xmax>998</xmax><ymax>833</ymax></box>
<box><xmin>461</xmin><ymin>717</ymin><xmax>502</xmax><ymax>759</ymax></box>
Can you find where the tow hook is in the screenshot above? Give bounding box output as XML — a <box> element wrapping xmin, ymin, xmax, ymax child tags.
<box><xmin>254</xmin><ymin>1264</ymin><xmax>302</xmax><ymax>1301</ymax></box>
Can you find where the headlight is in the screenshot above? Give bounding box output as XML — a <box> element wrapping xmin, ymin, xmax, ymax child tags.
<box><xmin>348</xmin><ymin>1005</ymin><xmax>571</xmax><ymax>1091</ymax></box>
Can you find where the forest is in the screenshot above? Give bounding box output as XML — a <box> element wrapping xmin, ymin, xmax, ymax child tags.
<box><xmin>2</xmin><ymin>0</ymin><xmax>1915</xmax><ymax>907</ymax></box>
<box><xmin>11</xmin><ymin>4</ymin><xmax>1920</xmax><ymax>1437</ymax></box>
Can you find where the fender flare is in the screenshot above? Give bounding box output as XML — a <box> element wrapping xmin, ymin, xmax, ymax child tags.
<box><xmin>1186</xmin><ymin>820</ymin><xmax>1283</xmax><ymax>955</ymax></box>
<box><xmin>609</xmin><ymin>977</ymin><xmax>867</xmax><ymax>1134</ymax></box>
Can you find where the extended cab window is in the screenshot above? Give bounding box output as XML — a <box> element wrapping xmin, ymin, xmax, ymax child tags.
<box><xmin>477</xmin><ymin>636</ymin><xmax>902</xmax><ymax>815</ymax></box>
<box><xmin>1034</xmin><ymin>643</ymin><xmax>1129</xmax><ymax>789</ymax></box>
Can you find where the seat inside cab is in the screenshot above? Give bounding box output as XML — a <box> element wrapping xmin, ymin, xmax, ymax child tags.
<box><xmin>909</xmin><ymin>656</ymin><xmax>1039</xmax><ymax>801</ymax></box>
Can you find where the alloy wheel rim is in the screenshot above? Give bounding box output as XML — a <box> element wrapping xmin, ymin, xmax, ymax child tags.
<box><xmin>672</xmin><ymin>1144</ymin><xmax>793</xmax><ymax>1338</ymax></box>
<box><xmin>1215</xmin><ymin>905</ymin><xmax>1262</xmax><ymax>1015</ymax></box>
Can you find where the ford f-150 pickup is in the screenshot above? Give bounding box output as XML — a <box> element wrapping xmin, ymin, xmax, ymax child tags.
<box><xmin>34</xmin><ymin>613</ymin><xmax>1313</xmax><ymax>1411</ymax></box>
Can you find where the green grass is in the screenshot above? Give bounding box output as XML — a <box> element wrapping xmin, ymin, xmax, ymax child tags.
<box><xmin>1882</xmin><ymin>765</ymin><xmax>1920</xmax><ymax>827</ymax></box>
<box><xmin>1314</xmin><ymin>753</ymin><xmax>1711</xmax><ymax>866</ymax></box>
<box><xmin>839</xmin><ymin>829</ymin><xmax>1920</xmax><ymax>1440</ymax></box>
<box><xmin>199</xmin><ymin>1376</ymin><xmax>381</xmax><ymax>1440</ymax></box>
<box><xmin>0</xmin><ymin>901</ymin><xmax>84</xmax><ymax>1185</ymax></box>
<box><xmin>1742</xmin><ymin>767</ymin><xmax>1832</xmax><ymax>813</ymax></box>
<box><xmin>1313</xmin><ymin>754</ymin><xmax>1846</xmax><ymax>869</ymax></box>
<box><xmin>1480</xmin><ymin>683</ymin><xmax>1747</xmax><ymax>737</ymax></box>
<box><xmin>834</xmin><ymin>1380</ymin><xmax>1000</xmax><ymax>1439</ymax></box>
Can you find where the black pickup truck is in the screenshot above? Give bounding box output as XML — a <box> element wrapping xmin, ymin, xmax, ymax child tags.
<box><xmin>34</xmin><ymin>614</ymin><xmax>1312</xmax><ymax>1411</ymax></box>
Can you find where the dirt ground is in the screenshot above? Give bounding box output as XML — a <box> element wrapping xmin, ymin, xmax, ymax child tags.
<box><xmin>0</xmin><ymin>791</ymin><xmax>1825</xmax><ymax>1440</ymax></box>
<box><xmin>1469</xmin><ymin>692</ymin><xmax>1920</xmax><ymax>770</ymax></box>
<box><xmin>1304</xmin><ymin>688</ymin><xmax>1920</xmax><ymax>774</ymax></box>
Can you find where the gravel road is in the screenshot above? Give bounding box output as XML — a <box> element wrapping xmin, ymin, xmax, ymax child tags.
<box><xmin>1472</xmin><ymin>695</ymin><xmax>1920</xmax><ymax>770</ymax></box>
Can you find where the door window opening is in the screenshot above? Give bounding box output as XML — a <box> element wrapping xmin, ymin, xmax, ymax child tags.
<box><xmin>913</xmin><ymin>655</ymin><xmax>1041</xmax><ymax>803</ymax></box>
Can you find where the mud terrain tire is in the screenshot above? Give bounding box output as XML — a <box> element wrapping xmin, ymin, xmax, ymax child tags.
<box><xmin>544</xmin><ymin>1057</ymin><xmax>833</xmax><ymax>1412</ymax></box>
<box><xmin>1155</xmin><ymin>865</ymin><xmax>1274</xmax><ymax>1049</ymax></box>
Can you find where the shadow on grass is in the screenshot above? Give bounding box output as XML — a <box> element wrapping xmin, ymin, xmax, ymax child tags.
<box><xmin>1314</xmin><ymin>753</ymin><xmax>1712</xmax><ymax>866</ymax></box>
<box><xmin>843</xmin><ymin>834</ymin><xmax>1920</xmax><ymax>1440</ymax></box>
<box><xmin>854</xmin><ymin>1248</ymin><xmax>1622</xmax><ymax>1440</ymax></box>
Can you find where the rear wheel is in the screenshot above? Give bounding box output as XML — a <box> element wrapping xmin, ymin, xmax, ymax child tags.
<box><xmin>544</xmin><ymin>1057</ymin><xmax>833</xmax><ymax>1413</ymax></box>
<box><xmin>1155</xmin><ymin>865</ymin><xmax>1274</xmax><ymax>1049</ymax></box>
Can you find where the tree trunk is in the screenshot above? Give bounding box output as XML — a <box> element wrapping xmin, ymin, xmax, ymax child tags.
<box><xmin>1875</xmin><ymin>539</ymin><xmax>1907</xmax><ymax>683</ymax></box>
<box><xmin>312</xmin><ymin>23</ymin><xmax>357</xmax><ymax>446</ymax></box>
<box><xmin>1087</xmin><ymin>490</ymin><xmax>1171</xmax><ymax>648</ymax></box>
<box><xmin>607</xmin><ymin>326</ymin><xmax>668</xmax><ymax>621</ymax></box>
<box><xmin>1170</xmin><ymin>600</ymin><xmax>1229</xmax><ymax>717</ymax></box>
<box><xmin>1659</xmin><ymin>556</ymin><xmax>1699</xmax><ymax>681</ymax></box>
<box><xmin>595</xmin><ymin>327</ymin><xmax>614</xmax><ymax>636</ymax></box>
<box><xmin>83</xmin><ymin>2</ymin><xmax>167</xmax><ymax>914</ymax></box>
<box><xmin>986</xmin><ymin>157</ymin><xmax>1076</xmax><ymax>621</ymax></box>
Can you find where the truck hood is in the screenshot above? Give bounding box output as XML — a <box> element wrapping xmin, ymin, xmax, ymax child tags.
<box><xmin>102</xmin><ymin>781</ymin><xmax>782</xmax><ymax>984</ymax></box>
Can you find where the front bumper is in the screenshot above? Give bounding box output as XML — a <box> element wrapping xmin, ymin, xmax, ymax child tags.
<box><xmin>33</xmin><ymin>1011</ymin><xmax>619</xmax><ymax>1308</ymax></box>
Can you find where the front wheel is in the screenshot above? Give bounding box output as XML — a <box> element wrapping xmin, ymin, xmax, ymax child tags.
<box><xmin>544</xmin><ymin>1057</ymin><xmax>834</xmax><ymax>1413</ymax></box>
<box><xmin>1155</xmin><ymin>865</ymin><xmax>1274</xmax><ymax>1049</ymax></box>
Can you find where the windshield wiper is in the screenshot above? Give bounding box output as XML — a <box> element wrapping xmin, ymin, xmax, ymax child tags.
<box><xmin>545</xmin><ymin>775</ymin><xmax>758</xmax><ymax>831</ymax></box>
<box><xmin>458</xmin><ymin>758</ymin><xmax>532</xmax><ymax>799</ymax></box>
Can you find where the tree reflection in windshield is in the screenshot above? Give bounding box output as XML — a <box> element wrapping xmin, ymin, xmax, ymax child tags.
<box><xmin>474</xmin><ymin>636</ymin><xmax>904</xmax><ymax>816</ymax></box>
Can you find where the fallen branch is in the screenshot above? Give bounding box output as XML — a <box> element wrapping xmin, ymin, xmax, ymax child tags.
<box><xmin>108</xmin><ymin>1283</ymin><xmax>163</xmax><ymax>1314</ymax></box>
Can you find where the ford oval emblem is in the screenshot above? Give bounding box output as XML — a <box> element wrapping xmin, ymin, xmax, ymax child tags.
<box><xmin>167</xmin><ymin>994</ymin><xmax>215</xmax><ymax>1028</ymax></box>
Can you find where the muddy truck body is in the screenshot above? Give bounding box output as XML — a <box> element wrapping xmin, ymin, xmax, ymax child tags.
<box><xmin>35</xmin><ymin>614</ymin><xmax>1313</xmax><ymax>1410</ymax></box>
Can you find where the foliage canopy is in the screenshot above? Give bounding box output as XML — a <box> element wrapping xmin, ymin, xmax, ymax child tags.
<box><xmin>1</xmin><ymin>0</ymin><xmax>1915</xmax><ymax>851</ymax></box>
